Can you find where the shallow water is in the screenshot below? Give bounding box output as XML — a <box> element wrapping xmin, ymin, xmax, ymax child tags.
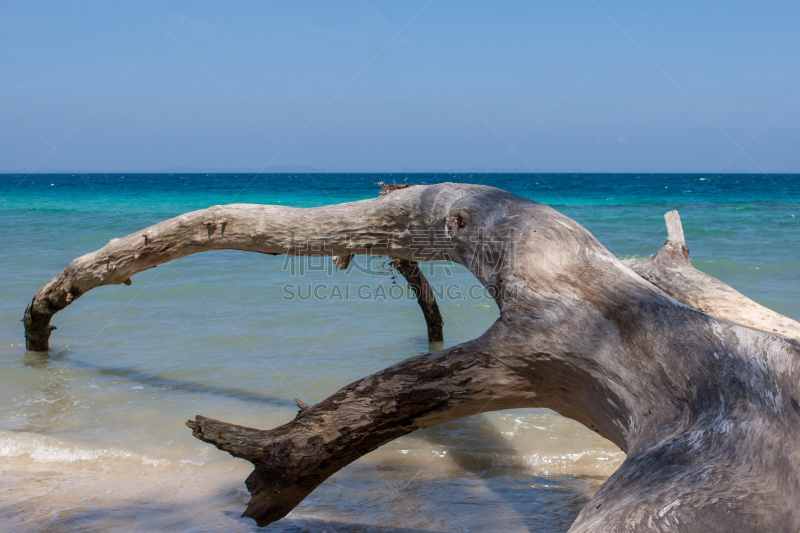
<box><xmin>0</xmin><ymin>173</ymin><xmax>797</xmax><ymax>531</ymax></box>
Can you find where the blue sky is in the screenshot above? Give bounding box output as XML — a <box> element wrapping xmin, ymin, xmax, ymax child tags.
<box><xmin>1</xmin><ymin>0</ymin><xmax>799</xmax><ymax>173</ymax></box>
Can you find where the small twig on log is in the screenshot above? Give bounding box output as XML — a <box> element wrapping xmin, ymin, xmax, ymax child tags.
<box><xmin>294</xmin><ymin>398</ymin><xmax>309</xmax><ymax>411</ymax></box>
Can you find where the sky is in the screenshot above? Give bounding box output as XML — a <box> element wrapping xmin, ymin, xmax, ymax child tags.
<box><xmin>1</xmin><ymin>0</ymin><xmax>799</xmax><ymax>174</ymax></box>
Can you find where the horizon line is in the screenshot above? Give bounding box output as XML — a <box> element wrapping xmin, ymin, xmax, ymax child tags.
<box><xmin>2</xmin><ymin>170</ymin><xmax>799</xmax><ymax>176</ymax></box>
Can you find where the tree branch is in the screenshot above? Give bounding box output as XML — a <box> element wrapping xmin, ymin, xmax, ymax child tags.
<box><xmin>187</xmin><ymin>336</ymin><xmax>531</xmax><ymax>525</ymax></box>
<box><xmin>23</xmin><ymin>184</ymin><xmax>478</xmax><ymax>351</ymax></box>
<box><xmin>624</xmin><ymin>210</ymin><xmax>800</xmax><ymax>341</ymax></box>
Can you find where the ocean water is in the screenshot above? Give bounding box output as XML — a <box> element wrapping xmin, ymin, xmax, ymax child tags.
<box><xmin>0</xmin><ymin>173</ymin><xmax>798</xmax><ymax>532</ymax></box>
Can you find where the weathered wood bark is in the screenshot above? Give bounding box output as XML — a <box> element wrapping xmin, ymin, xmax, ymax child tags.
<box><xmin>391</xmin><ymin>258</ymin><xmax>444</xmax><ymax>342</ymax></box>
<box><xmin>624</xmin><ymin>210</ymin><xmax>800</xmax><ymax>342</ymax></box>
<box><xmin>24</xmin><ymin>184</ymin><xmax>800</xmax><ymax>531</ymax></box>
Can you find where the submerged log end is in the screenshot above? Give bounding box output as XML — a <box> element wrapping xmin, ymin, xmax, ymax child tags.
<box><xmin>427</xmin><ymin>321</ymin><xmax>444</xmax><ymax>343</ymax></box>
<box><xmin>392</xmin><ymin>258</ymin><xmax>445</xmax><ymax>343</ymax></box>
<box><xmin>23</xmin><ymin>300</ymin><xmax>55</xmax><ymax>352</ymax></box>
<box><xmin>242</xmin><ymin>467</ymin><xmax>313</xmax><ymax>527</ymax></box>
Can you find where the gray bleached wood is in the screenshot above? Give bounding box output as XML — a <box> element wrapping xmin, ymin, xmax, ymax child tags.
<box><xmin>624</xmin><ymin>210</ymin><xmax>800</xmax><ymax>342</ymax></box>
<box><xmin>23</xmin><ymin>184</ymin><xmax>800</xmax><ymax>531</ymax></box>
<box><xmin>664</xmin><ymin>209</ymin><xmax>685</xmax><ymax>245</ymax></box>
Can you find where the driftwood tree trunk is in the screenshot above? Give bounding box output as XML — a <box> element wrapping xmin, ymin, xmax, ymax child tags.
<box><xmin>23</xmin><ymin>184</ymin><xmax>800</xmax><ymax>531</ymax></box>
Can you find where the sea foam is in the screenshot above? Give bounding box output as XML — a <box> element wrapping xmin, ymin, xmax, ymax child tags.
<box><xmin>0</xmin><ymin>431</ymin><xmax>166</xmax><ymax>466</ymax></box>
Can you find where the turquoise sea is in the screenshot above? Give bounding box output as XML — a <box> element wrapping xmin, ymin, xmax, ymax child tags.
<box><xmin>1</xmin><ymin>173</ymin><xmax>798</xmax><ymax>532</ymax></box>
